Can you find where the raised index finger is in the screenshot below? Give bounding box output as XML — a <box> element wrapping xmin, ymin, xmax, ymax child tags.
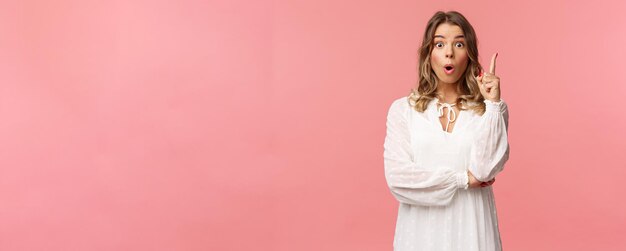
<box><xmin>489</xmin><ymin>52</ymin><xmax>498</xmax><ymax>74</ymax></box>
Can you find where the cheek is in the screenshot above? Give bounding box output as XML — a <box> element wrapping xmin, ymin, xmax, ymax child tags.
<box><xmin>456</xmin><ymin>52</ymin><xmax>469</xmax><ymax>69</ymax></box>
<box><xmin>430</xmin><ymin>50</ymin><xmax>445</xmax><ymax>66</ymax></box>
<box><xmin>459</xmin><ymin>53</ymin><xmax>469</xmax><ymax>63</ymax></box>
<box><xmin>458</xmin><ymin>50</ymin><xmax>469</xmax><ymax>62</ymax></box>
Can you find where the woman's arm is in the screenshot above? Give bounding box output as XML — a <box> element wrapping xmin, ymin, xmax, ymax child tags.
<box><xmin>467</xmin><ymin>99</ymin><xmax>510</xmax><ymax>182</ymax></box>
<box><xmin>384</xmin><ymin>98</ymin><xmax>468</xmax><ymax>206</ymax></box>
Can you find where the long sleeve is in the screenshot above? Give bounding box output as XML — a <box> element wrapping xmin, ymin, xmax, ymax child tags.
<box><xmin>468</xmin><ymin>99</ymin><xmax>510</xmax><ymax>182</ymax></box>
<box><xmin>383</xmin><ymin>98</ymin><xmax>469</xmax><ymax>207</ymax></box>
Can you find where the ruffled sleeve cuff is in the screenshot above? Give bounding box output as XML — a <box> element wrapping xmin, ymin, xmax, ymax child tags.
<box><xmin>455</xmin><ymin>171</ymin><xmax>469</xmax><ymax>190</ymax></box>
<box><xmin>484</xmin><ymin>99</ymin><xmax>507</xmax><ymax>113</ymax></box>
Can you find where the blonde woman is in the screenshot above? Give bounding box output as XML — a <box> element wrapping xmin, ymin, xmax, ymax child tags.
<box><xmin>383</xmin><ymin>11</ymin><xmax>510</xmax><ymax>251</ymax></box>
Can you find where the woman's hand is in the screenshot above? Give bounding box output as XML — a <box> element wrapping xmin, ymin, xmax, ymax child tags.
<box><xmin>475</xmin><ymin>53</ymin><xmax>501</xmax><ymax>102</ymax></box>
<box><xmin>468</xmin><ymin>170</ymin><xmax>495</xmax><ymax>188</ymax></box>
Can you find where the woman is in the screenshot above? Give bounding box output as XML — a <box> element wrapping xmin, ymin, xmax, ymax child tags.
<box><xmin>383</xmin><ymin>11</ymin><xmax>510</xmax><ymax>251</ymax></box>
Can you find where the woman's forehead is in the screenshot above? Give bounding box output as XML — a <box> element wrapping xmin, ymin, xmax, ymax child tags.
<box><xmin>433</xmin><ymin>23</ymin><xmax>464</xmax><ymax>39</ymax></box>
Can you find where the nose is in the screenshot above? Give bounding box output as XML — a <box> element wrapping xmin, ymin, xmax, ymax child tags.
<box><xmin>445</xmin><ymin>44</ymin><xmax>454</xmax><ymax>58</ymax></box>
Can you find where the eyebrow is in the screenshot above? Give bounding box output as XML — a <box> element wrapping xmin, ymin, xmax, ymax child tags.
<box><xmin>434</xmin><ymin>35</ymin><xmax>465</xmax><ymax>39</ymax></box>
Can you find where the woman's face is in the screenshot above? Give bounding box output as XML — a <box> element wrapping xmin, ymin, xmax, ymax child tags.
<box><xmin>430</xmin><ymin>23</ymin><xmax>469</xmax><ymax>85</ymax></box>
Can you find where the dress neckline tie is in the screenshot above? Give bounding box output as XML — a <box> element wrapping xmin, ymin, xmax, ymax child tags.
<box><xmin>437</xmin><ymin>102</ymin><xmax>457</xmax><ymax>133</ymax></box>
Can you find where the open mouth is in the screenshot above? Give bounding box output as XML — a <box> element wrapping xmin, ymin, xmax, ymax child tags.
<box><xmin>443</xmin><ymin>64</ymin><xmax>455</xmax><ymax>74</ymax></box>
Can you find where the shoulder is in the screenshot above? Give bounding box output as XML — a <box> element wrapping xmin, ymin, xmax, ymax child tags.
<box><xmin>388</xmin><ymin>96</ymin><xmax>411</xmax><ymax>113</ymax></box>
<box><xmin>387</xmin><ymin>96</ymin><xmax>419</xmax><ymax>123</ymax></box>
<box><xmin>462</xmin><ymin>100</ymin><xmax>480</xmax><ymax>113</ymax></box>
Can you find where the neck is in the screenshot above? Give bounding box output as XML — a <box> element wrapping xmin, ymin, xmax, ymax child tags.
<box><xmin>436</xmin><ymin>82</ymin><xmax>460</xmax><ymax>104</ymax></box>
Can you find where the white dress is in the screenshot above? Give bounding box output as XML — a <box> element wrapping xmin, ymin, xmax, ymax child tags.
<box><xmin>383</xmin><ymin>95</ymin><xmax>510</xmax><ymax>251</ymax></box>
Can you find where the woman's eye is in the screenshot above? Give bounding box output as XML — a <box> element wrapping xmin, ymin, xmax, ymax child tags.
<box><xmin>434</xmin><ymin>42</ymin><xmax>463</xmax><ymax>48</ymax></box>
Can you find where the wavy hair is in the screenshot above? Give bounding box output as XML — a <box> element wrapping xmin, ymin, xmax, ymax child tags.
<box><xmin>408</xmin><ymin>11</ymin><xmax>486</xmax><ymax>115</ymax></box>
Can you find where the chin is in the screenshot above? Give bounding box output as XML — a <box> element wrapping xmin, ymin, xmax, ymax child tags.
<box><xmin>438</xmin><ymin>76</ymin><xmax>462</xmax><ymax>84</ymax></box>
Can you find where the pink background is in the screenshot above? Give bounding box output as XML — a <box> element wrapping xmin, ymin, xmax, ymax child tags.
<box><xmin>1</xmin><ymin>0</ymin><xmax>625</xmax><ymax>250</ymax></box>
